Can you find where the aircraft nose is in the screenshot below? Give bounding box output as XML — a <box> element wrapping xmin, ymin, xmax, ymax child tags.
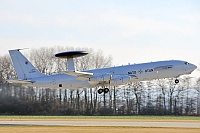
<box><xmin>192</xmin><ymin>64</ymin><xmax>197</xmax><ymax>70</ymax></box>
<box><xmin>185</xmin><ymin>63</ymin><xmax>197</xmax><ymax>74</ymax></box>
<box><xmin>189</xmin><ymin>63</ymin><xmax>197</xmax><ymax>72</ymax></box>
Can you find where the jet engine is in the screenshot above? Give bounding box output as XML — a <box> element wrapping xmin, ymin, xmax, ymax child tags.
<box><xmin>89</xmin><ymin>74</ymin><xmax>112</xmax><ymax>82</ymax></box>
<box><xmin>110</xmin><ymin>76</ymin><xmax>131</xmax><ymax>85</ymax></box>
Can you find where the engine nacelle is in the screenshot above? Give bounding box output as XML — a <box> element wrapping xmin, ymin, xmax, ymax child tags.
<box><xmin>89</xmin><ymin>74</ymin><xmax>112</xmax><ymax>82</ymax></box>
<box><xmin>110</xmin><ymin>76</ymin><xmax>131</xmax><ymax>85</ymax></box>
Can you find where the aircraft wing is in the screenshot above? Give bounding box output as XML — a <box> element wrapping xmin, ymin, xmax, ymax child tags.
<box><xmin>62</xmin><ymin>71</ymin><xmax>93</xmax><ymax>79</ymax></box>
<box><xmin>63</xmin><ymin>70</ymin><xmax>138</xmax><ymax>84</ymax></box>
<box><xmin>6</xmin><ymin>79</ymin><xmax>35</xmax><ymax>84</ymax></box>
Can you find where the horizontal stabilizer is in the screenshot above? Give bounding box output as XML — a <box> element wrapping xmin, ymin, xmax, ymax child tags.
<box><xmin>6</xmin><ymin>79</ymin><xmax>35</xmax><ymax>84</ymax></box>
<box><xmin>62</xmin><ymin>71</ymin><xmax>93</xmax><ymax>78</ymax></box>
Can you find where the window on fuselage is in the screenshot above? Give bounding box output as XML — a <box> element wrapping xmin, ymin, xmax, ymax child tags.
<box><xmin>154</xmin><ymin>65</ymin><xmax>173</xmax><ymax>71</ymax></box>
<box><xmin>184</xmin><ymin>62</ymin><xmax>190</xmax><ymax>65</ymax></box>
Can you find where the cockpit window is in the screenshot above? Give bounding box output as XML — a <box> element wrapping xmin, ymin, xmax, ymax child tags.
<box><xmin>184</xmin><ymin>62</ymin><xmax>190</xmax><ymax>65</ymax></box>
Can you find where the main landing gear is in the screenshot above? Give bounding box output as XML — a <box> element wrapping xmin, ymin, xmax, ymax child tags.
<box><xmin>98</xmin><ymin>88</ymin><xmax>109</xmax><ymax>94</ymax></box>
<box><xmin>175</xmin><ymin>79</ymin><xmax>179</xmax><ymax>84</ymax></box>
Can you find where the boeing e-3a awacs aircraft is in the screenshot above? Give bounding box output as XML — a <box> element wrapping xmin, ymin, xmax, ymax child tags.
<box><xmin>7</xmin><ymin>49</ymin><xmax>197</xmax><ymax>94</ymax></box>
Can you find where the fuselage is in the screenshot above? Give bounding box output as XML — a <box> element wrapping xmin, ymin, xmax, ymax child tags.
<box><xmin>26</xmin><ymin>60</ymin><xmax>197</xmax><ymax>89</ymax></box>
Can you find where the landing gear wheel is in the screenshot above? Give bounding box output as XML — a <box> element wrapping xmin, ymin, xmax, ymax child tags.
<box><xmin>98</xmin><ymin>89</ymin><xmax>104</xmax><ymax>94</ymax></box>
<box><xmin>104</xmin><ymin>88</ymin><xmax>109</xmax><ymax>93</ymax></box>
<box><xmin>175</xmin><ymin>79</ymin><xmax>179</xmax><ymax>84</ymax></box>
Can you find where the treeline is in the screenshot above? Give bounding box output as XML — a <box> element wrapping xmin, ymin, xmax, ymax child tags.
<box><xmin>0</xmin><ymin>46</ymin><xmax>199</xmax><ymax>116</ymax></box>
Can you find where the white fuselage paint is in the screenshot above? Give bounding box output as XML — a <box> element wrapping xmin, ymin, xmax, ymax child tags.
<box><xmin>26</xmin><ymin>60</ymin><xmax>196</xmax><ymax>89</ymax></box>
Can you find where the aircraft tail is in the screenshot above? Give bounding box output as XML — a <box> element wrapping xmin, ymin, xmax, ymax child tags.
<box><xmin>9</xmin><ymin>49</ymin><xmax>45</xmax><ymax>80</ymax></box>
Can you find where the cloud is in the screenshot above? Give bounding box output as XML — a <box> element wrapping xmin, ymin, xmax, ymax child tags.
<box><xmin>0</xmin><ymin>8</ymin><xmax>198</xmax><ymax>39</ymax></box>
<box><xmin>0</xmin><ymin>2</ymin><xmax>199</xmax><ymax>69</ymax></box>
<box><xmin>0</xmin><ymin>11</ymin><xmax>35</xmax><ymax>25</ymax></box>
<box><xmin>181</xmin><ymin>13</ymin><xmax>200</xmax><ymax>23</ymax></box>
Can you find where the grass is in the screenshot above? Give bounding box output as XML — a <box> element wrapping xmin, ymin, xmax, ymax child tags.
<box><xmin>0</xmin><ymin>115</ymin><xmax>199</xmax><ymax>120</ymax></box>
<box><xmin>0</xmin><ymin>116</ymin><xmax>199</xmax><ymax>133</ymax></box>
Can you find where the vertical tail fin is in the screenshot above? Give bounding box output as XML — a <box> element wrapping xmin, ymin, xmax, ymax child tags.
<box><xmin>9</xmin><ymin>49</ymin><xmax>45</xmax><ymax>80</ymax></box>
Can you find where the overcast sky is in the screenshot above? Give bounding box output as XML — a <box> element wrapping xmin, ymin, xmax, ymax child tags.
<box><xmin>0</xmin><ymin>0</ymin><xmax>200</xmax><ymax>76</ymax></box>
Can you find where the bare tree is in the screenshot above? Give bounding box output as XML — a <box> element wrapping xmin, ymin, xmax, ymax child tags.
<box><xmin>173</xmin><ymin>82</ymin><xmax>185</xmax><ymax>115</ymax></box>
<box><xmin>0</xmin><ymin>55</ymin><xmax>16</xmax><ymax>81</ymax></box>
<box><xmin>144</xmin><ymin>81</ymin><xmax>154</xmax><ymax>114</ymax></box>
<box><xmin>157</xmin><ymin>79</ymin><xmax>167</xmax><ymax>114</ymax></box>
<box><xmin>74</xmin><ymin>48</ymin><xmax>112</xmax><ymax>70</ymax></box>
<box><xmin>167</xmin><ymin>78</ymin><xmax>177</xmax><ymax>114</ymax></box>
<box><xmin>53</xmin><ymin>46</ymin><xmax>68</xmax><ymax>72</ymax></box>
<box><xmin>92</xmin><ymin>49</ymin><xmax>112</xmax><ymax>69</ymax></box>
<box><xmin>196</xmin><ymin>78</ymin><xmax>200</xmax><ymax>115</ymax></box>
<box><xmin>129</xmin><ymin>82</ymin><xmax>144</xmax><ymax>114</ymax></box>
<box><xmin>29</xmin><ymin>47</ymin><xmax>55</xmax><ymax>74</ymax></box>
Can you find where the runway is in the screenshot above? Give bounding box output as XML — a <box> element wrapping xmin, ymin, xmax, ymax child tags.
<box><xmin>0</xmin><ymin>121</ymin><xmax>199</xmax><ymax>128</ymax></box>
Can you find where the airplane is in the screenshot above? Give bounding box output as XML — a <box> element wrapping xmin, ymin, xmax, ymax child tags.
<box><xmin>7</xmin><ymin>49</ymin><xmax>197</xmax><ymax>94</ymax></box>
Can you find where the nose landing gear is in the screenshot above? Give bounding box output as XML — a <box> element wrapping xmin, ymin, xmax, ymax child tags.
<box><xmin>175</xmin><ymin>79</ymin><xmax>179</xmax><ymax>84</ymax></box>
